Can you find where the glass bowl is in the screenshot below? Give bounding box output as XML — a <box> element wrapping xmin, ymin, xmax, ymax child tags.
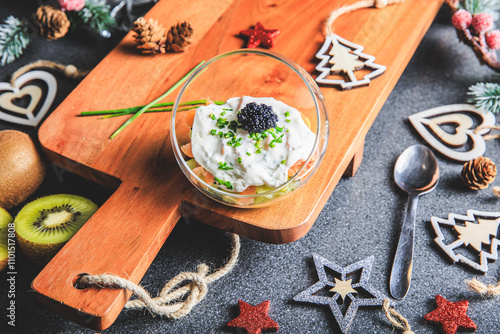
<box><xmin>171</xmin><ymin>49</ymin><xmax>328</xmax><ymax>208</ymax></box>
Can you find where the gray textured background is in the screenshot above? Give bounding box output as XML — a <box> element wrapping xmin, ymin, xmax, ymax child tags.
<box><xmin>2</xmin><ymin>2</ymin><xmax>500</xmax><ymax>333</ymax></box>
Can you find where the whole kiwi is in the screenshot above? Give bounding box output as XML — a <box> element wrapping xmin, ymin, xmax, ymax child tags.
<box><xmin>0</xmin><ymin>130</ymin><xmax>46</xmax><ymax>209</ymax></box>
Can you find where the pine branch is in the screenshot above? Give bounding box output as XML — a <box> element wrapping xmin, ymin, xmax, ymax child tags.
<box><xmin>461</xmin><ymin>0</ymin><xmax>500</xmax><ymax>17</ymax></box>
<box><xmin>468</xmin><ymin>82</ymin><xmax>500</xmax><ymax>113</ymax></box>
<box><xmin>69</xmin><ymin>0</ymin><xmax>116</xmax><ymax>34</ymax></box>
<box><xmin>0</xmin><ymin>16</ymin><xmax>30</xmax><ymax>66</ymax></box>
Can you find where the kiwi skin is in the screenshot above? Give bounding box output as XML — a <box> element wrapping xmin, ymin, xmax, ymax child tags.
<box><xmin>15</xmin><ymin>234</ymin><xmax>59</xmax><ymax>267</ymax></box>
<box><xmin>0</xmin><ymin>130</ymin><xmax>46</xmax><ymax>209</ymax></box>
<box><xmin>15</xmin><ymin>194</ymin><xmax>98</xmax><ymax>267</ymax></box>
<box><xmin>0</xmin><ymin>208</ymin><xmax>13</xmax><ymax>272</ymax></box>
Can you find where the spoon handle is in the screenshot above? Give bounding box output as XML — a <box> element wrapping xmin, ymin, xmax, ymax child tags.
<box><xmin>390</xmin><ymin>194</ymin><xmax>418</xmax><ymax>300</ymax></box>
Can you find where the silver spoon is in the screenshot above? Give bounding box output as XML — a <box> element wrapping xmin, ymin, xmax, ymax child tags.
<box><xmin>390</xmin><ymin>145</ymin><xmax>439</xmax><ymax>300</ymax></box>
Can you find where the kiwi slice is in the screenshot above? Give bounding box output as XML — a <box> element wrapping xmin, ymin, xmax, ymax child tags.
<box><xmin>0</xmin><ymin>208</ymin><xmax>13</xmax><ymax>272</ymax></box>
<box><xmin>15</xmin><ymin>194</ymin><xmax>98</xmax><ymax>266</ymax></box>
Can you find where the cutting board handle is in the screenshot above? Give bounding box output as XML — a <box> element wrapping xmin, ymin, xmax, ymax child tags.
<box><xmin>31</xmin><ymin>179</ymin><xmax>183</xmax><ymax>330</ymax></box>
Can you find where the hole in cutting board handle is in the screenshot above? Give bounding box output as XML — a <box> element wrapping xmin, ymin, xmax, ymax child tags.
<box><xmin>73</xmin><ymin>273</ymin><xmax>90</xmax><ymax>290</ymax></box>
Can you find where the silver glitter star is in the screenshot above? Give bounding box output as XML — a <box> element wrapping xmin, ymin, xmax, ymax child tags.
<box><xmin>293</xmin><ymin>254</ymin><xmax>385</xmax><ymax>333</ymax></box>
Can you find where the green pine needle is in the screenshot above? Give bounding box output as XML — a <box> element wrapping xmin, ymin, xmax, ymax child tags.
<box><xmin>468</xmin><ymin>82</ymin><xmax>500</xmax><ymax>113</ymax></box>
<box><xmin>0</xmin><ymin>16</ymin><xmax>30</xmax><ymax>66</ymax></box>
<box><xmin>461</xmin><ymin>0</ymin><xmax>500</xmax><ymax>16</ymax></box>
<box><xmin>71</xmin><ymin>0</ymin><xmax>116</xmax><ymax>34</ymax></box>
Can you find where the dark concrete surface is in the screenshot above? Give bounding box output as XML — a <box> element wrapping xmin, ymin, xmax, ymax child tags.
<box><xmin>2</xmin><ymin>2</ymin><xmax>500</xmax><ymax>333</ymax></box>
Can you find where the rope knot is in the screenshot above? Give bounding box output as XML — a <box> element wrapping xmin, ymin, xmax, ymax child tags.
<box><xmin>75</xmin><ymin>233</ymin><xmax>240</xmax><ymax>320</ymax></box>
<box><xmin>383</xmin><ymin>298</ymin><xmax>413</xmax><ymax>333</ymax></box>
<box><xmin>467</xmin><ymin>277</ymin><xmax>500</xmax><ymax>298</ymax></box>
<box><xmin>64</xmin><ymin>64</ymin><xmax>78</xmax><ymax>78</ymax></box>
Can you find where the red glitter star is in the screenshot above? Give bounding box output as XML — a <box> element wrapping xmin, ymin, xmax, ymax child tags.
<box><xmin>239</xmin><ymin>22</ymin><xmax>280</xmax><ymax>48</ymax></box>
<box><xmin>424</xmin><ymin>295</ymin><xmax>477</xmax><ymax>334</ymax></box>
<box><xmin>227</xmin><ymin>300</ymin><xmax>279</xmax><ymax>334</ymax></box>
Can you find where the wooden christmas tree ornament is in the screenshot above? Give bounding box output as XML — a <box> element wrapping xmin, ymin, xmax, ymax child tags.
<box><xmin>315</xmin><ymin>0</ymin><xmax>403</xmax><ymax>89</ymax></box>
<box><xmin>431</xmin><ymin>210</ymin><xmax>500</xmax><ymax>273</ymax></box>
<box><xmin>409</xmin><ymin>104</ymin><xmax>496</xmax><ymax>162</ymax></box>
<box><xmin>316</xmin><ymin>35</ymin><xmax>386</xmax><ymax>89</ymax></box>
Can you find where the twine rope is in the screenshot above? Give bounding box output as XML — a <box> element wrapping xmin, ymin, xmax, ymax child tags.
<box><xmin>382</xmin><ymin>299</ymin><xmax>415</xmax><ymax>334</ymax></box>
<box><xmin>79</xmin><ymin>233</ymin><xmax>240</xmax><ymax>319</ymax></box>
<box><xmin>325</xmin><ymin>0</ymin><xmax>405</xmax><ymax>36</ymax></box>
<box><xmin>473</xmin><ymin>125</ymin><xmax>500</xmax><ymax>141</ymax></box>
<box><xmin>467</xmin><ymin>277</ymin><xmax>500</xmax><ymax>298</ymax></box>
<box><xmin>10</xmin><ymin>60</ymin><xmax>89</xmax><ymax>86</ymax></box>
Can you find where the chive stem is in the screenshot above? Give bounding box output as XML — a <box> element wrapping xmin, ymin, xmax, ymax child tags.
<box><xmin>99</xmin><ymin>106</ymin><xmax>198</xmax><ymax>118</ymax></box>
<box><xmin>109</xmin><ymin>61</ymin><xmax>205</xmax><ymax>139</ymax></box>
<box><xmin>80</xmin><ymin>99</ymin><xmax>225</xmax><ymax>116</ymax></box>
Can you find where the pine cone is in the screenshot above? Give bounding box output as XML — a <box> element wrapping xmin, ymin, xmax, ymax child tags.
<box><xmin>461</xmin><ymin>156</ymin><xmax>497</xmax><ymax>190</ymax></box>
<box><xmin>165</xmin><ymin>21</ymin><xmax>193</xmax><ymax>52</ymax></box>
<box><xmin>33</xmin><ymin>6</ymin><xmax>70</xmax><ymax>40</ymax></box>
<box><xmin>132</xmin><ymin>17</ymin><xmax>167</xmax><ymax>54</ymax></box>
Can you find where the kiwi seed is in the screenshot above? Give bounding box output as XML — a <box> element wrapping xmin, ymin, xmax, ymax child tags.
<box><xmin>15</xmin><ymin>194</ymin><xmax>98</xmax><ymax>266</ymax></box>
<box><xmin>0</xmin><ymin>207</ymin><xmax>13</xmax><ymax>272</ymax></box>
<box><xmin>0</xmin><ymin>130</ymin><xmax>46</xmax><ymax>209</ymax></box>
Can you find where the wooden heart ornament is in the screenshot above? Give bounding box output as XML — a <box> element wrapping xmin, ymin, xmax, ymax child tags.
<box><xmin>0</xmin><ymin>70</ymin><xmax>57</xmax><ymax>127</ymax></box>
<box><xmin>408</xmin><ymin>104</ymin><xmax>496</xmax><ymax>162</ymax></box>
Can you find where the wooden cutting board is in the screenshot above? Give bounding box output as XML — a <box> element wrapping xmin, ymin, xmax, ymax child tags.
<box><xmin>34</xmin><ymin>0</ymin><xmax>444</xmax><ymax>330</ymax></box>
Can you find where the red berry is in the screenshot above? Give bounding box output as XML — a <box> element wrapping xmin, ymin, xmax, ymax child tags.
<box><xmin>472</xmin><ymin>13</ymin><xmax>494</xmax><ymax>33</ymax></box>
<box><xmin>486</xmin><ymin>30</ymin><xmax>500</xmax><ymax>49</ymax></box>
<box><xmin>452</xmin><ymin>9</ymin><xmax>472</xmax><ymax>30</ymax></box>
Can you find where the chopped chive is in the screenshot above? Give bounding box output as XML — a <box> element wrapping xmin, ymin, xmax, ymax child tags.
<box><xmin>218</xmin><ymin>162</ymin><xmax>233</xmax><ymax>170</ymax></box>
<box><xmin>214</xmin><ymin>177</ymin><xmax>233</xmax><ymax>190</ymax></box>
<box><xmin>217</xmin><ymin>117</ymin><xmax>229</xmax><ymax>128</ymax></box>
<box><xmin>210</xmin><ymin>113</ymin><xmax>216</xmax><ymax>120</ymax></box>
<box><xmin>221</xmin><ymin>111</ymin><xmax>226</xmax><ymax>116</ymax></box>
<box><xmin>210</xmin><ymin>129</ymin><xmax>217</xmax><ymax>135</ymax></box>
<box><xmin>246</xmin><ymin>152</ymin><xmax>251</xmax><ymax>156</ymax></box>
<box><xmin>222</xmin><ymin>108</ymin><xmax>233</xmax><ymax>111</ymax></box>
<box><xmin>219</xmin><ymin>131</ymin><xmax>224</xmax><ymax>138</ymax></box>
<box><xmin>269</xmin><ymin>143</ymin><xmax>275</xmax><ymax>148</ymax></box>
<box><xmin>285</xmin><ymin>119</ymin><xmax>291</xmax><ymax>123</ymax></box>
<box><xmin>281</xmin><ymin>160</ymin><xmax>286</xmax><ymax>164</ymax></box>
<box><xmin>227</xmin><ymin>136</ymin><xmax>242</xmax><ymax>147</ymax></box>
<box><xmin>284</xmin><ymin>111</ymin><xmax>290</xmax><ymax>117</ymax></box>
<box><xmin>238</xmin><ymin>157</ymin><xmax>242</xmax><ymax>164</ymax></box>
<box><xmin>256</xmin><ymin>149</ymin><xmax>262</xmax><ymax>154</ymax></box>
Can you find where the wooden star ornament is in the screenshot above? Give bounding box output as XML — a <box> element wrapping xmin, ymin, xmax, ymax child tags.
<box><xmin>227</xmin><ymin>300</ymin><xmax>279</xmax><ymax>334</ymax></box>
<box><xmin>293</xmin><ymin>254</ymin><xmax>385</xmax><ymax>333</ymax></box>
<box><xmin>238</xmin><ymin>22</ymin><xmax>280</xmax><ymax>48</ymax></box>
<box><xmin>424</xmin><ymin>295</ymin><xmax>476</xmax><ymax>334</ymax></box>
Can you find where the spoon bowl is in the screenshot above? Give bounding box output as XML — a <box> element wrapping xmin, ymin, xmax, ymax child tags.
<box><xmin>390</xmin><ymin>144</ymin><xmax>439</xmax><ymax>300</ymax></box>
<box><xmin>394</xmin><ymin>145</ymin><xmax>439</xmax><ymax>194</ymax></box>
